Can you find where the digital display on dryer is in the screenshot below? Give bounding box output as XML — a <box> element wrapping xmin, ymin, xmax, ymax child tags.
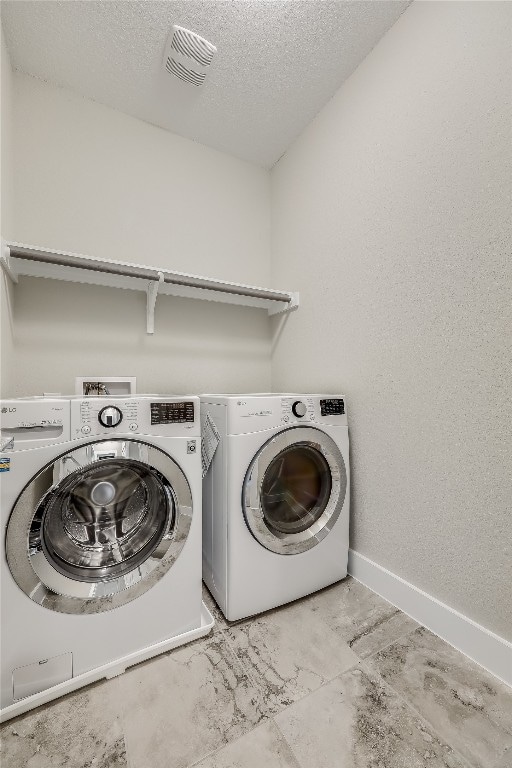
<box><xmin>320</xmin><ymin>399</ymin><xmax>345</xmax><ymax>416</ymax></box>
<box><xmin>151</xmin><ymin>401</ymin><xmax>195</xmax><ymax>425</ymax></box>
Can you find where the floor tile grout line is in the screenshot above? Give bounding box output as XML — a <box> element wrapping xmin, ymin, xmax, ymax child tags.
<box><xmin>353</xmin><ymin>619</ymin><xmax>423</xmax><ymax>662</ymax></box>
<box><xmin>103</xmin><ymin>673</ymin><xmax>134</xmax><ymax>768</ymax></box>
<box><xmin>219</xmin><ymin>607</ymin><xmax>368</xmax><ymax>721</ymax></box>
<box><xmin>185</xmin><ymin>719</ymin><xmax>304</xmax><ymax>768</ymax></box>
<box><xmin>269</xmin><ymin>659</ymin><xmax>480</xmax><ymax>768</ymax></box>
<box><xmin>186</xmin><ymin>741</ymin><xmax>231</xmax><ymax>768</ymax></box>
<box><xmin>259</xmin><ymin>657</ymin><xmax>363</xmax><ymax>721</ymax></box>
<box><xmin>268</xmin><ymin>660</ymin><xmax>468</xmax><ymax>768</ymax></box>
<box><xmin>221</xmin><ymin>620</ymin><xmax>363</xmax><ymax>715</ymax></box>
<box><xmin>358</xmin><ymin>658</ymin><xmax>481</xmax><ymax>768</ymax></box>
<box><xmin>271</xmin><ymin>716</ymin><xmax>307</xmax><ymax>768</ymax></box>
<box><xmin>185</xmin><ymin>721</ymin><xmax>266</xmax><ymax>768</ymax></box>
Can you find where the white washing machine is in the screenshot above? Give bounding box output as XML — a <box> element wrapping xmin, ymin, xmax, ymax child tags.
<box><xmin>201</xmin><ymin>394</ymin><xmax>350</xmax><ymax>621</ymax></box>
<box><xmin>0</xmin><ymin>395</ymin><xmax>212</xmax><ymax>722</ymax></box>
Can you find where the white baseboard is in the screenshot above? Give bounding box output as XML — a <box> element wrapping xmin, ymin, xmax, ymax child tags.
<box><xmin>348</xmin><ymin>549</ymin><xmax>512</xmax><ymax>689</ymax></box>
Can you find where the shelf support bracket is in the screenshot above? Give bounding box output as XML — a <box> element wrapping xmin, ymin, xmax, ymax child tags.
<box><xmin>267</xmin><ymin>292</ymin><xmax>299</xmax><ymax>316</ymax></box>
<box><xmin>146</xmin><ymin>271</ymin><xmax>164</xmax><ymax>334</ymax></box>
<box><xmin>0</xmin><ymin>241</ymin><xmax>18</xmax><ymax>283</ymax></box>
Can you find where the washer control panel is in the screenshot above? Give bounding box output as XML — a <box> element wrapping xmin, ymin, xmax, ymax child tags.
<box><xmin>71</xmin><ymin>397</ymin><xmax>198</xmax><ymax>438</ymax></box>
<box><xmin>150</xmin><ymin>401</ymin><xmax>195</xmax><ymax>425</ymax></box>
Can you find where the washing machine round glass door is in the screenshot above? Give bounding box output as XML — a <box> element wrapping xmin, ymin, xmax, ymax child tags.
<box><xmin>243</xmin><ymin>427</ymin><xmax>347</xmax><ymax>555</ymax></box>
<box><xmin>6</xmin><ymin>439</ymin><xmax>193</xmax><ymax>614</ymax></box>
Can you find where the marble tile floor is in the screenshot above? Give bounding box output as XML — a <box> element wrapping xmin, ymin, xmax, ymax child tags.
<box><xmin>1</xmin><ymin>577</ymin><xmax>511</xmax><ymax>768</ymax></box>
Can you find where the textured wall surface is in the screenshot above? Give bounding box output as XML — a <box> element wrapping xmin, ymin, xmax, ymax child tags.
<box><xmin>8</xmin><ymin>73</ymin><xmax>272</xmax><ymax>397</ymax></box>
<box><xmin>271</xmin><ymin>1</ymin><xmax>512</xmax><ymax>640</ymax></box>
<box><xmin>1</xmin><ymin>23</ymin><xmax>14</xmax><ymax>397</ymax></box>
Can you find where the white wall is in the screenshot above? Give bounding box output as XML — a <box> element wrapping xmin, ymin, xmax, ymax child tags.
<box><xmin>7</xmin><ymin>73</ymin><xmax>272</xmax><ymax>397</ymax></box>
<box><xmin>271</xmin><ymin>1</ymin><xmax>512</xmax><ymax>641</ymax></box>
<box><xmin>0</xmin><ymin>23</ymin><xmax>14</xmax><ymax>397</ymax></box>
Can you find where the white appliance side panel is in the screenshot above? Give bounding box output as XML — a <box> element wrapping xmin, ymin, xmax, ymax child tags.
<box><xmin>200</xmin><ymin>403</ymin><xmax>228</xmax><ymax>610</ymax></box>
<box><xmin>225</xmin><ymin>425</ymin><xmax>350</xmax><ymax>621</ymax></box>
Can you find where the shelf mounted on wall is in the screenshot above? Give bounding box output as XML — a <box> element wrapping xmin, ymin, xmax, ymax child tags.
<box><xmin>1</xmin><ymin>241</ymin><xmax>299</xmax><ymax>334</ymax></box>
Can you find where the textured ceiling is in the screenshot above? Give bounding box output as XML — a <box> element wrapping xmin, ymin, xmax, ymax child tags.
<box><xmin>1</xmin><ymin>1</ymin><xmax>410</xmax><ymax>167</ymax></box>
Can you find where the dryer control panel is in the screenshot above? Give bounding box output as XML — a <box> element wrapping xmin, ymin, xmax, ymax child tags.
<box><xmin>281</xmin><ymin>397</ymin><xmax>316</xmax><ymax>423</ymax></box>
<box><xmin>70</xmin><ymin>397</ymin><xmax>199</xmax><ymax>438</ymax></box>
<box><xmin>280</xmin><ymin>396</ymin><xmax>346</xmax><ymax>426</ymax></box>
<box><xmin>320</xmin><ymin>398</ymin><xmax>345</xmax><ymax>417</ymax></box>
<box><xmin>219</xmin><ymin>394</ymin><xmax>348</xmax><ymax>435</ymax></box>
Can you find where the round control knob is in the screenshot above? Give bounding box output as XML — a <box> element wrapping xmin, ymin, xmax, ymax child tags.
<box><xmin>81</xmin><ymin>425</ymin><xmax>91</xmax><ymax>434</ymax></box>
<box><xmin>292</xmin><ymin>401</ymin><xmax>307</xmax><ymax>418</ymax></box>
<box><xmin>98</xmin><ymin>406</ymin><xmax>123</xmax><ymax>429</ymax></box>
<box><xmin>128</xmin><ymin>423</ymin><xmax>138</xmax><ymax>432</ymax></box>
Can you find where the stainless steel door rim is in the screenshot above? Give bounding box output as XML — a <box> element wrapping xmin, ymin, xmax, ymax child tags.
<box><xmin>6</xmin><ymin>439</ymin><xmax>193</xmax><ymax>614</ymax></box>
<box><xmin>243</xmin><ymin>427</ymin><xmax>347</xmax><ymax>555</ymax></box>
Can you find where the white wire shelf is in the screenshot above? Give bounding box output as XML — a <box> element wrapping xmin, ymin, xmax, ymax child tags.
<box><xmin>1</xmin><ymin>241</ymin><xmax>299</xmax><ymax>334</ymax></box>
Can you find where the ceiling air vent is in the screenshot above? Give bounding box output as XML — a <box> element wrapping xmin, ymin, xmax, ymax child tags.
<box><xmin>164</xmin><ymin>25</ymin><xmax>216</xmax><ymax>87</ymax></box>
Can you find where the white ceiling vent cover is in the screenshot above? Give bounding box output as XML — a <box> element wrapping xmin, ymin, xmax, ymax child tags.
<box><xmin>164</xmin><ymin>26</ymin><xmax>216</xmax><ymax>87</ymax></box>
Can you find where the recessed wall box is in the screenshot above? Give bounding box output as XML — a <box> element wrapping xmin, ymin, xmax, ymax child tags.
<box><xmin>75</xmin><ymin>377</ymin><xmax>136</xmax><ymax>397</ymax></box>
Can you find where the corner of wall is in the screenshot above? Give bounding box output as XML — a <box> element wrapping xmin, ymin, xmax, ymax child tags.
<box><xmin>1</xmin><ymin>21</ymin><xmax>15</xmax><ymax>398</ymax></box>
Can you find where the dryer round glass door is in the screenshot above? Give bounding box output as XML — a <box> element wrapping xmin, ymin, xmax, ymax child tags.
<box><xmin>6</xmin><ymin>439</ymin><xmax>193</xmax><ymax>614</ymax></box>
<box><xmin>243</xmin><ymin>427</ymin><xmax>347</xmax><ymax>555</ymax></box>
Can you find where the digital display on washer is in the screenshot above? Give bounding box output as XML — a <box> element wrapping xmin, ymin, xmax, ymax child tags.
<box><xmin>151</xmin><ymin>401</ymin><xmax>195</xmax><ymax>425</ymax></box>
<box><xmin>320</xmin><ymin>399</ymin><xmax>345</xmax><ymax>416</ymax></box>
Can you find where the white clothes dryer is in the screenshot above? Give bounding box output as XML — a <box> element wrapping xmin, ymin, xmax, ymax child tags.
<box><xmin>200</xmin><ymin>394</ymin><xmax>350</xmax><ymax>621</ymax></box>
<box><xmin>0</xmin><ymin>395</ymin><xmax>212</xmax><ymax>722</ymax></box>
